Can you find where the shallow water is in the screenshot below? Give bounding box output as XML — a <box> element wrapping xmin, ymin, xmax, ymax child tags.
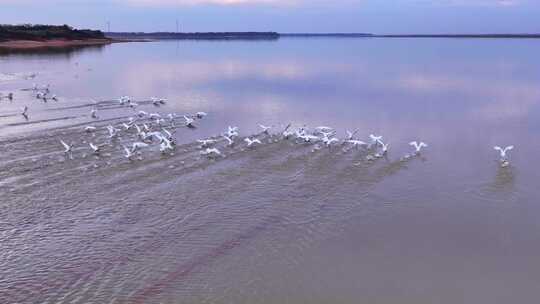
<box><xmin>1</xmin><ymin>38</ymin><xmax>540</xmax><ymax>303</ymax></box>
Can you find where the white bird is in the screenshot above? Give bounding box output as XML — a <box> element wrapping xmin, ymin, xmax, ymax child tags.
<box><xmin>201</xmin><ymin>147</ymin><xmax>222</xmax><ymax>157</ymax></box>
<box><xmin>149</xmin><ymin>113</ymin><xmax>161</xmax><ymax>120</ymax></box>
<box><xmin>158</xmin><ymin>135</ymin><xmax>174</xmax><ymax>153</ymax></box>
<box><xmin>21</xmin><ymin>106</ymin><xmax>28</xmax><ymax>119</ymax></box>
<box><xmin>137</xmin><ymin>110</ymin><xmax>148</xmax><ymax>118</ymax></box>
<box><xmin>494</xmin><ymin>145</ymin><xmax>514</xmax><ymax>160</ymax></box>
<box><xmin>195</xmin><ymin>111</ymin><xmax>207</xmax><ymax>119</ymax></box>
<box><xmin>89</xmin><ymin>142</ymin><xmax>103</xmax><ymax>154</ymax></box>
<box><xmin>197</xmin><ymin>139</ymin><xmax>217</xmax><ymax>147</ymax></box>
<box><xmin>345</xmin><ymin>129</ymin><xmax>359</xmax><ymax>141</ymax></box>
<box><xmin>244</xmin><ymin>137</ymin><xmax>262</xmax><ymax>147</ymax></box>
<box><xmin>315</xmin><ymin>126</ymin><xmax>333</xmax><ymax>133</ymax></box>
<box><xmin>162</xmin><ymin>128</ymin><xmax>174</xmax><ymax>141</ymax></box>
<box><xmin>121</xmin><ymin>123</ymin><xmax>132</xmax><ymax>131</ymax></box>
<box><xmin>223</xmin><ymin>135</ymin><xmax>234</xmax><ymax>146</ymax></box>
<box><xmin>226</xmin><ymin>126</ymin><xmax>239</xmax><ymax>138</ymax></box>
<box><xmin>299</xmin><ymin>134</ymin><xmax>320</xmax><ymax>143</ymax></box>
<box><xmin>381</xmin><ymin>142</ymin><xmax>390</xmax><ymax>154</ymax></box>
<box><xmin>60</xmin><ymin>140</ymin><xmax>73</xmax><ymax>153</ymax></box>
<box><xmin>90</xmin><ymin>108</ymin><xmax>98</xmax><ymax>119</ymax></box>
<box><xmin>322</xmin><ymin>136</ymin><xmax>339</xmax><ymax>147</ymax></box>
<box><xmin>106</xmin><ymin>125</ymin><xmax>119</xmax><ymax>138</ymax></box>
<box><xmin>258</xmin><ymin>124</ymin><xmax>272</xmax><ymax>134</ymax></box>
<box><xmin>345</xmin><ymin>139</ymin><xmax>367</xmax><ymax>148</ymax></box>
<box><xmin>409</xmin><ymin>141</ymin><xmax>428</xmax><ymax>154</ymax></box>
<box><xmin>184</xmin><ymin>115</ymin><xmax>195</xmax><ymax>128</ymax></box>
<box><xmin>122</xmin><ymin>145</ymin><xmax>134</xmax><ymax>159</ymax></box>
<box><xmin>369</xmin><ymin>134</ymin><xmax>384</xmax><ymax>147</ymax></box>
<box><xmin>84</xmin><ymin>126</ymin><xmax>97</xmax><ymax>132</ymax></box>
<box><xmin>51</xmin><ymin>94</ymin><xmax>57</xmax><ymax>101</ymax></box>
<box><xmin>131</xmin><ymin>142</ymin><xmax>149</xmax><ymax>153</ymax></box>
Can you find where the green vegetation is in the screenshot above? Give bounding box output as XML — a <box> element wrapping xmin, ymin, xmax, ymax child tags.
<box><xmin>0</xmin><ymin>24</ymin><xmax>106</xmax><ymax>42</ymax></box>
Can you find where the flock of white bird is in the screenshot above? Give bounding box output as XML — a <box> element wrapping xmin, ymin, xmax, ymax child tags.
<box><xmin>4</xmin><ymin>84</ymin><xmax>516</xmax><ymax>167</ymax></box>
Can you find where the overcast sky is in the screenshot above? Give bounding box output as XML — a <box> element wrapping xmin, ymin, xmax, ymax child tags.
<box><xmin>1</xmin><ymin>0</ymin><xmax>538</xmax><ymax>33</ymax></box>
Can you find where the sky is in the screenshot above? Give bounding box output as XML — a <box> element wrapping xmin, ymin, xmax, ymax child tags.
<box><xmin>1</xmin><ymin>0</ymin><xmax>539</xmax><ymax>34</ymax></box>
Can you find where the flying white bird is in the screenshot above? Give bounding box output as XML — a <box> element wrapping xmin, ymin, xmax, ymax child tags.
<box><xmin>195</xmin><ymin>111</ymin><xmax>207</xmax><ymax>119</ymax></box>
<box><xmin>131</xmin><ymin>142</ymin><xmax>149</xmax><ymax>153</ymax></box>
<box><xmin>122</xmin><ymin>145</ymin><xmax>134</xmax><ymax>159</ymax></box>
<box><xmin>494</xmin><ymin>145</ymin><xmax>514</xmax><ymax>160</ymax></box>
<box><xmin>345</xmin><ymin>139</ymin><xmax>367</xmax><ymax>148</ymax></box>
<box><xmin>345</xmin><ymin>129</ymin><xmax>359</xmax><ymax>141</ymax></box>
<box><xmin>197</xmin><ymin>139</ymin><xmax>217</xmax><ymax>147</ymax></box>
<box><xmin>258</xmin><ymin>124</ymin><xmax>272</xmax><ymax>134</ymax></box>
<box><xmin>84</xmin><ymin>126</ymin><xmax>97</xmax><ymax>132</ymax></box>
<box><xmin>409</xmin><ymin>141</ymin><xmax>428</xmax><ymax>154</ymax></box>
<box><xmin>369</xmin><ymin>134</ymin><xmax>384</xmax><ymax>147</ymax></box>
<box><xmin>201</xmin><ymin>147</ymin><xmax>222</xmax><ymax>157</ymax></box>
<box><xmin>106</xmin><ymin>125</ymin><xmax>120</xmax><ymax>138</ymax></box>
<box><xmin>184</xmin><ymin>115</ymin><xmax>195</xmax><ymax>128</ymax></box>
<box><xmin>149</xmin><ymin>113</ymin><xmax>161</xmax><ymax>120</ymax></box>
<box><xmin>226</xmin><ymin>126</ymin><xmax>239</xmax><ymax>138</ymax></box>
<box><xmin>89</xmin><ymin>142</ymin><xmax>104</xmax><ymax>154</ymax></box>
<box><xmin>137</xmin><ymin>110</ymin><xmax>148</xmax><ymax>118</ymax></box>
<box><xmin>244</xmin><ymin>137</ymin><xmax>262</xmax><ymax>147</ymax></box>
<box><xmin>60</xmin><ymin>140</ymin><xmax>73</xmax><ymax>154</ymax></box>
<box><xmin>322</xmin><ymin>136</ymin><xmax>339</xmax><ymax>147</ymax></box>
<box><xmin>223</xmin><ymin>135</ymin><xmax>234</xmax><ymax>146</ymax></box>
<box><xmin>380</xmin><ymin>142</ymin><xmax>390</xmax><ymax>154</ymax></box>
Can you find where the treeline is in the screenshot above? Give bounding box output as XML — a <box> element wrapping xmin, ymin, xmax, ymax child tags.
<box><xmin>106</xmin><ymin>31</ymin><xmax>280</xmax><ymax>40</ymax></box>
<box><xmin>0</xmin><ymin>24</ymin><xmax>106</xmax><ymax>41</ymax></box>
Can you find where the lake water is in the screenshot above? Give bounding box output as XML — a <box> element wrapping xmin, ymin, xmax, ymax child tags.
<box><xmin>1</xmin><ymin>38</ymin><xmax>540</xmax><ymax>303</ymax></box>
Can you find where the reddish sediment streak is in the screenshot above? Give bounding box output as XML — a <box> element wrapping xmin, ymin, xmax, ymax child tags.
<box><xmin>130</xmin><ymin>215</ymin><xmax>282</xmax><ymax>303</ymax></box>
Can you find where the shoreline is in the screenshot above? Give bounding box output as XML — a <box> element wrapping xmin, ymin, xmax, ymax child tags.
<box><xmin>0</xmin><ymin>39</ymin><xmax>114</xmax><ymax>49</ymax></box>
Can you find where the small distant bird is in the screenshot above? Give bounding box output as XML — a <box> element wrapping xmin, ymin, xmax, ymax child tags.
<box><xmin>122</xmin><ymin>145</ymin><xmax>134</xmax><ymax>160</ymax></box>
<box><xmin>195</xmin><ymin>111</ymin><xmax>207</xmax><ymax>119</ymax></box>
<box><xmin>316</xmin><ymin>126</ymin><xmax>333</xmax><ymax>133</ymax></box>
<box><xmin>369</xmin><ymin>134</ymin><xmax>383</xmax><ymax>147</ymax></box>
<box><xmin>137</xmin><ymin>110</ymin><xmax>148</xmax><ymax>118</ymax></box>
<box><xmin>197</xmin><ymin>139</ymin><xmax>217</xmax><ymax>147</ymax></box>
<box><xmin>90</xmin><ymin>108</ymin><xmax>98</xmax><ymax>119</ymax></box>
<box><xmin>227</xmin><ymin>126</ymin><xmax>239</xmax><ymax>138</ymax></box>
<box><xmin>121</xmin><ymin>123</ymin><xmax>132</xmax><ymax>131</ymax></box>
<box><xmin>106</xmin><ymin>125</ymin><xmax>119</xmax><ymax>138</ymax></box>
<box><xmin>299</xmin><ymin>134</ymin><xmax>319</xmax><ymax>143</ymax></box>
<box><xmin>223</xmin><ymin>135</ymin><xmax>234</xmax><ymax>146</ymax></box>
<box><xmin>258</xmin><ymin>124</ymin><xmax>272</xmax><ymax>134</ymax></box>
<box><xmin>380</xmin><ymin>142</ymin><xmax>390</xmax><ymax>155</ymax></box>
<box><xmin>51</xmin><ymin>94</ymin><xmax>57</xmax><ymax>101</ymax></box>
<box><xmin>494</xmin><ymin>145</ymin><xmax>514</xmax><ymax>161</ymax></box>
<box><xmin>21</xmin><ymin>106</ymin><xmax>29</xmax><ymax>120</ymax></box>
<box><xmin>244</xmin><ymin>137</ymin><xmax>262</xmax><ymax>147</ymax></box>
<box><xmin>345</xmin><ymin>129</ymin><xmax>359</xmax><ymax>141</ymax></box>
<box><xmin>131</xmin><ymin>142</ymin><xmax>149</xmax><ymax>153</ymax></box>
<box><xmin>184</xmin><ymin>115</ymin><xmax>195</xmax><ymax>128</ymax></box>
<box><xmin>201</xmin><ymin>147</ymin><xmax>222</xmax><ymax>157</ymax></box>
<box><xmin>7</xmin><ymin>92</ymin><xmax>13</xmax><ymax>100</ymax></box>
<box><xmin>162</xmin><ymin>128</ymin><xmax>174</xmax><ymax>141</ymax></box>
<box><xmin>409</xmin><ymin>141</ymin><xmax>428</xmax><ymax>154</ymax></box>
<box><xmin>89</xmin><ymin>142</ymin><xmax>104</xmax><ymax>154</ymax></box>
<box><xmin>60</xmin><ymin>140</ymin><xmax>73</xmax><ymax>154</ymax></box>
<box><xmin>345</xmin><ymin>139</ymin><xmax>367</xmax><ymax>148</ymax></box>
<box><xmin>151</xmin><ymin>97</ymin><xmax>166</xmax><ymax>106</ymax></box>
<box><xmin>84</xmin><ymin>126</ymin><xmax>97</xmax><ymax>133</ymax></box>
<box><xmin>149</xmin><ymin>113</ymin><xmax>161</xmax><ymax>120</ymax></box>
<box><xmin>322</xmin><ymin>136</ymin><xmax>339</xmax><ymax>147</ymax></box>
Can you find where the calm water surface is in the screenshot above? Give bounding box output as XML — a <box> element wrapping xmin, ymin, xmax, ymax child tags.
<box><xmin>1</xmin><ymin>38</ymin><xmax>540</xmax><ymax>303</ymax></box>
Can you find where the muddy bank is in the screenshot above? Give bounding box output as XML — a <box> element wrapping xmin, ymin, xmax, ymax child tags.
<box><xmin>0</xmin><ymin>39</ymin><xmax>113</xmax><ymax>49</ymax></box>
